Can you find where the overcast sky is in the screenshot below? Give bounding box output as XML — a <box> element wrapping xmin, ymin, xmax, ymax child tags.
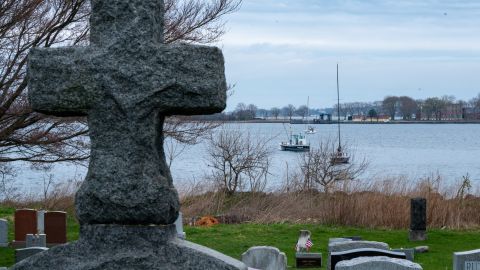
<box><xmin>216</xmin><ymin>0</ymin><xmax>480</xmax><ymax>110</ymax></box>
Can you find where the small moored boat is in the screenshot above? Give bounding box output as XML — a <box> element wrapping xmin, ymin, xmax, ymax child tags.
<box><xmin>280</xmin><ymin>133</ymin><xmax>310</xmax><ymax>152</ymax></box>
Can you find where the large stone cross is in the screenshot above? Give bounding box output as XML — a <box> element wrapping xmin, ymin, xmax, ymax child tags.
<box><xmin>28</xmin><ymin>0</ymin><xmax>227</xmax><ymax>225</ymax></box>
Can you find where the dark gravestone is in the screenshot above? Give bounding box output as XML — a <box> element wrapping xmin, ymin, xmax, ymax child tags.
<box><xmin>296</xmin><ymin>253</ymin><xmax>322</xmax><ymax>268</ymax></box>
<box><xmin>11</xmin><ymin>0</ymin><xmax>245</xmax><ymax>269</ymax></box>
<box><xmin>331</xmin><ymin>248</ymin><xmax>407</xmax><ymax>270</ymax></box>
<box><xmin>44</xmin><ymin>212</ymin><xmax>67</xmax><ymax>244</ymax></box>
<box><xmin>15</xmin><ymin>247</ymin><xmax>49</xmax><ymax>263</ymax></box>
<box><xmin>410</xmin><ymin>198</ymin><xmax>427</xmax><ymax>241</ymax></box>
<box><xmin>14</xmin><ymin>209</ymin><xmax>37</xmax><ymax>242</ymax></box>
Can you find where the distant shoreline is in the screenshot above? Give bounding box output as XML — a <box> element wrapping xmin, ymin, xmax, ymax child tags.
<box><xmin>216</xmin><ymin>119</ymin><xmax>480</xmax><ymax>124</ymax></box>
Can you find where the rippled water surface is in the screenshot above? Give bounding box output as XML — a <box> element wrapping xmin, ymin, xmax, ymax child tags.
<box><xmin>15</xmin><ymin>123</ymin><xmax>480</xmax><ymax>193</ymax></box>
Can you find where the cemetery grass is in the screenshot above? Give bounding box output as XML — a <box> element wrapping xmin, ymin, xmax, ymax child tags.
<box><xmin>1</xmin><ymin>206</ymin><xmax>479</xmax><ymax>269</ymax></box>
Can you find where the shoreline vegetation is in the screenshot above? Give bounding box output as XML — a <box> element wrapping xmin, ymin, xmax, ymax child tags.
<box><xmin>199</xmin><ymin>119</ymin><xmax>480</xmax><ymax>124</ymax></box>
<box><xmin>2</xmin><ymin>174</ymin><xmax>479</xmax><ymax>230</ymax></box>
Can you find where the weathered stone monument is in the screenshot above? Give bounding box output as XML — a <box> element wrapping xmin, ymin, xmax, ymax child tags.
<box><xmin>409</xmin><ymin>198</ymin><xmax>427</xmax><ymax>241</ymax></box>
<box><xmin>12</xmin><ymin>0</ymin><xmax>246</xmax><ymax>269</ymax></box>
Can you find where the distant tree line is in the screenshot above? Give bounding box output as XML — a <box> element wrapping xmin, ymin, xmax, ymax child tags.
<box><xmin>204</xmin><ymin>93</ymin><xmax>480</xmax><ymax>122</ymax></box>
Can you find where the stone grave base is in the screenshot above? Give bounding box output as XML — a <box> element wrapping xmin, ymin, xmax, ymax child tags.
<box><xmin>11</xmin><ymin>224</ymin><xmax>247</xmax><ymax>270</ymax></box>
<box><xmin>409</xmin><ymin>230</ymin><xmax>427</xmax><ymax>241</ymax></box>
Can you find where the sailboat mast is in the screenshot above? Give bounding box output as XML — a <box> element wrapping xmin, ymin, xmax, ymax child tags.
<box><xmin>337</xmin><ymin>64</ymin><xmax>341</xmax><ymax>150</ymax></box>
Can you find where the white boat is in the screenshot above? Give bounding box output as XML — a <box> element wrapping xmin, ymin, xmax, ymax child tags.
<box><xmin>304</xmin><ymin>97</ymin><xmax>317</xmax><ymax>134</ymax></box>
<box><xmin>280</xmin><ymin>127</ymin><xmax>310</xmax><ymax>152</ymax></box>
<box><xmin>304</xmin><ymin>125</ymin><xmax>317</xmax><ymax>134</ymax></box>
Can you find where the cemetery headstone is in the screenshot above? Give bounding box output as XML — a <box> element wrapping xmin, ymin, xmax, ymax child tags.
<box><xmin>335</xmin><ymin>256</ymin><xmax>422</xmax><ymax>270</ymax></box>
<box><xmin>26</xmin><ymin>234</ymin><xmax>47</xmax><ymax>248</ymax></box>
<box><xmin>295</xmin><ymin>230</ymin><xmax>322</xmax><ymax>268</ymax></box>
<box><xmin>328</xmin><ymin>241</ymin><xmax>389</xmax><ymax>270</ymax></box>
<box><xmin>44</xmin><ymin>211</ymin><xmax>67</xmax><ymax>244</ymax></box>
<box><xmin>15</xmin><ymin>247</ymin><xmax>49</xmax><ymax>263</ymax></box>
<box><xmin>14</xmin><ymin>209</ymin><xmax>37</xmax><ymax>242</ymax></box>
<box><xmin>296</xmin><ymin>230</ymin><xmax>313</xmax><ymax>252</ymax></box>
<box><xmin>0</xmin><ymin>218</ymin><xmax>7</xmax><ymax>247</ymax></box>
<box><xmin>12</xmin><ymin>0</ymin><xmax>245</xmax><ymax>268</ymax></box>
<box><xmin>331</xmin><ymin>248</ymin><xmax>407</xmax><ymax>270</ymax></box>
<box><xmin>175</xmin><ymin>212</ymin><xmax>186</xmax><ymax>239</ymax></box>
<box><xmin>37</xmin><ymin>210</ymin><xmax>45</xmax><ymax>234</ymax></box>
<box><xmin>329</xmin><ymin>238</ymin><xmax>353</xmax><ymax>244</ymax></box>
<box><xmin>296</xmin><ymin>253</ymin><xmax>322</xmax><ymax>268</ymax></box>
<box><xmin>409</xmin><ymin>198</ymin><xmax>427</xmax><ymax>241</ymax></box>
<box><xmin>392</xmin><ymin>248</ymin><xmax>415</xmax><ymax>261</ymax></box>
<box><xmin>453</xmin><ymin>249</ymin><xmax>480</xmax><ymax>270</ymax></box>
<box><xmin>241</xmin><ymin>246</ymin><xmax>287</xmax><ymax>270</ymax></box>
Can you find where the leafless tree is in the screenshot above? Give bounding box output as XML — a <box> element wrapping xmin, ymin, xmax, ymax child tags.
<box><xmin>398</xmin><ymin>96</ymin><xmax>417</xmax><ymax>120</ymax></box>
<box><xmin>283</xmin><ymin>104</ymin><xmax>296</xmax><ymax>120</ymax></box>
<box><xmin>206</xmin><ymin>128</ymin><xmax>273</xmax><ymax>195</ymax></box>
<box><xmin>296</xmin><ymin>105</ymin><xmax>309</xmax><ymax>120</ymax></box>
<box><xmin>0</xmin><ymin>0</ymin><xmax>241</xmax><ymax>169</ymax></box>
<box><xmin>383</xmin><ymin>96</ymin><xmax>399</xmax><ymax>120</ymax></box>
<box><xmin>270</xmin><ymin>107</ymin><xmax>280</xmax><ymax>120</ymax></box>
<box><xmin>299</xmin><ymin>139</ymin><xmax>368</xmax><ymax>193</ymax></box>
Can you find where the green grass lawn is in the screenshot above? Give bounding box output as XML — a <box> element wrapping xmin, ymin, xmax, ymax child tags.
<box><xmin>1</xmin><ymin>206</ymin><xmax>479</xmax><ymax>269</ymax></box>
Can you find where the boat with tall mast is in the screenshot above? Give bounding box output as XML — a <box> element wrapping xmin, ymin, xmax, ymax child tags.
<box><xmin>331</xmin><ymin>64</ymin><xmax>350</xmax><ymax>164</ymax></box>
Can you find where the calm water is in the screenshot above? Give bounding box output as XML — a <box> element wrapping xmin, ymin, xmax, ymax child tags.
<box><xmin>13</xmin><ymin>123</ymin><xmax>480</xmax><ymax>194</ymax></box>
<box><xmin>170</xmin><ymin>123</ymin><xmax>480</xmax><ymax>191</ymax></box>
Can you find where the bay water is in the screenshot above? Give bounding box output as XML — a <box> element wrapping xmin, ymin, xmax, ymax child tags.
<box><xmin>12</xmin><ymin>123</ymin><xmax>480</xmax><ymax>195</ymax></box>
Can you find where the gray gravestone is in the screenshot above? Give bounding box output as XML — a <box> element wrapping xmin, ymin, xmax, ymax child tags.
<box><xmin>392</xmin><ymin>248</ymin><xmax>415</xmax><ymax>261</ymax></box>
<box><xmin>11</xmin><ymin>0</ymin><xmax>245</xmax><ymax>269</ymax></box>
<box><xmin>329</xmin><ymin>238</ymin><xmax>353</xmax><ymax>244</ymax></box>
<box><xmin>241</xmin><ymin>246</ymin><xmax>287</xmax><ymax>270</ymax></box>
<box><xmin>36</xmin><ymin>210</ymin><xmax>45</xmax><ymax>234</ymax></box>
<box><xmin>328</xmin><ymin>241</ymin><xmax>389</xmax><ymax>270</ymax></box>
<box><xmin>331</xmin><ymin>248</ymin><xmax>406</xmax><ymax>270</ymax></box>
<box><xmin>409</xmin><ymin>198</ymin><xmax>427</xmax><ymax>241</ymax></box>
<box><xmin>335</xmin><ymin>256</ymin><xmax>422</xmax><ymax>270</ymax></box>
<box><xmin>15</xmin><ymin>247</ymin><xmax>49</xmax><ymax>263</ymax></box>
<box><xmin>453</xmin><ymin>249</ymin><xmax>480</xmax><ymax>270</ymax></box>
<box><xmin>25</xmin><ymin>234</ymin><xmax>46</xmax><ymax>248</ymax></box>
<box><xmin>175</xmin><ymin>212</ymin><xmax>186</xmax><ymax>239</ymax></box>
<box><xmin>0</xmin><ymin>218</ymin><xmax>7</xmax><ymax>247</ymax></box>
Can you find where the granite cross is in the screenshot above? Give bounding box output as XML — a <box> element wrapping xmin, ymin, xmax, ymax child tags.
<box><xmin>28</xmin><ymin>0</ymin><xmax>227</xmax><ymax>225</ymax></box>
